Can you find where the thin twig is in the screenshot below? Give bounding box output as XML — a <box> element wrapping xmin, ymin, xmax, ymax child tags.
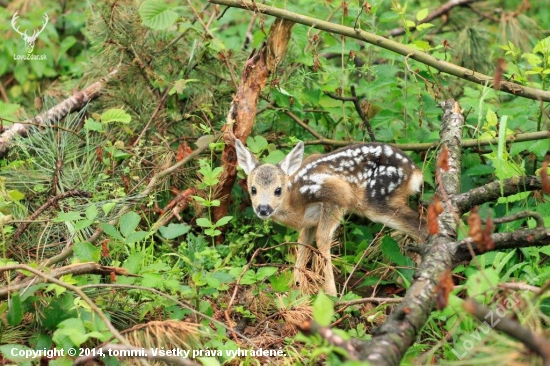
<box><xmin>350</xmin><ymin>86</ymin><xmax>376</xmax><ymax>142</ymax></box>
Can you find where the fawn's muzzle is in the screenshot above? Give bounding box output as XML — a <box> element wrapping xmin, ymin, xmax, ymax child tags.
<box><xmin>256</xmin><ymin>204</ymin><xmax>273</xmax><ymax>218</ymax></box>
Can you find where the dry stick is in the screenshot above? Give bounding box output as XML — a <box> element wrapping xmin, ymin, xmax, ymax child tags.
<box><xmin>387</xmin><ymin>0</ymin><xmax>482</xmax><ymax>37</ymax></box>
<box><xmin>452</xmin><ymin>227</ymin><xmax>550</xmax><ymax>262</ymax></box>
<box><xmin>0</xmin><ymin>69</ymin><xmax>118</xmax><ymax>157</ymax></box>
<box><xmin>350</xmin><ymin>85</ymin><xmax>376</xmax><ymax>142</ymax></box>
<box><xmin>335</xmin><ymin>297</ymin><xmax>403</xmax><ymax>307</ymax></box>
<box><xmin>12</xmin><ymin>190</ymin><xmax>92</xmax><ymax>242</ymax></box>
<box><xmin>78</xmin><ymin>283</ymin><xmax>256</xmax><ymax>348</ymax></box>
<box><xmin>209</xmin><ymin>0</ymin><xmax>550</xmax><ymax>102</ymax></box>
<box><xmin>0</xmin><ymin>264</ymin><xmax>131</xmax><ymax>347</ymax></box>
<box><xmin>280</xmin><ymin>108</ymin><xmax>325</xmax><ymax>140</ymax></box>
<box><xmin>75</xmin><ymin>344</ymin><xmax>199</xmax><ymax>366</ymax></box>
<box><xmin>0</xmin><ymin>263</ymin><xmax>135</xmax><ymax>300</ymax></box>
<box><xmin>463</xmin><ymin>298</ymin><xmax>550</xmax><ymax>366</ymax></box>
<box><xmin>322</xmin><ymin>88</ymin><xmax>377</xmax><ymax>142</ymax></box>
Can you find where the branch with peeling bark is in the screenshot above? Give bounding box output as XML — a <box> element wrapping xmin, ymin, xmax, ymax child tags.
<box><xmin>0</xmin><ymin>69</ymin><xmax>118</xmax><ymax>157</ymax></box>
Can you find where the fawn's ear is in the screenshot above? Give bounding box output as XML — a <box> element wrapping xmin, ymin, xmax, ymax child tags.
<box><xmin>278</xmin><ymin>141</ymin><xmax>304</xmax><ymax>176</ymax></box>
<box><xmin>235</xmin><ymin>139</ymin><xmax>260</xmax><ymax>175</ymax></box>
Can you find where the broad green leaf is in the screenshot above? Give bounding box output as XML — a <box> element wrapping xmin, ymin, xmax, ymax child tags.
<box><xmin>533</xmin><ymin>36</ymin><xmax>550</xmax><ymax>54</ymax></box>
<box><xmin>139</xmin><ymin>0</ymin><xmax>179</xmax><ymax>30</ymax></box>
<box><xmin>101</xmin><ymin>223</ymin><xmax>124</xmax><ymax>241</ymax></box>
<box><xmin>100</xmin><ymin>108</ymin><xmax>131</xmax><ymax>124</ymax></box>
<box><xmin>102</xmin><ymin>202</ymin><xmax>116</xmax><ymax>215</ymax></box>
<box><xmin>7</xmin><ymin>294</ymin><xmax>22</xmax><ymax>326</ymax></box>
<box><xmin>8</xmin><ymin>189</ymin><xmax>24</xmax><ymax>201</ymax></box>
<box><xmin>84</xmin><ymin>118</ymin><xmax>103</xmax><ymax>132</ymax></box>
<box><xmin>416</xmin><ymin>23</ymin><xmax>434</xmax><ymax>31</ymax></box>
<box><xmin>263</xmin><ymin>150</ymin><xmax>286</xmax><ymax>165</ymax></box>
<box><xmin>196</xmin><ymin>217</ymin><xmax>212</xmax><ymax>227</ymax></box>
<box><xmin>239</xmin><ymin>270</ymin><xmax>257</xmax><ymax>285</ymax></box>
<box><xmin>313</xmin><ymin>292</ymin><xmax>334</xmax><ymax>326</ymax></box>
<box><xmin>0</xmin><ymin>344</ymin><xmax>37</xmax><ymax>363</ymax></box>
<box><xmin>215</xmin><ymin>216</ymin><xmax>233</xmax><ymax>227</ymax></box>
<box><xmin>119</xmin><ymin>211</ymin><xmax>141</xmax><ymax>237</ymax></box>
<box><xmin>159</xmin><ymin>223</ymin><xmax>191</xmax><ymax>239</ymax></box>
<box><xmin>465</xmin><ymin>268</ymin><xmax>499</xmax><ymax>299</ymax></box>
<box><xmin>125</xmin><ymin>231</ymin><xmax>151</xmax><ymax>244</ymax></box>
<box><xmin>53</xmin><ymin>211</ymin><xmax>83</xmax><ymax>223</ymax></box>
<box><xmin>246</xmin><ymin>136</ymin><xmax>268</xmax><ymax>154</ymax></box>
<box><xmin>73</xmin><ymin>242</ymin><xmax>100</xmax><ymax>262</ymax></box>
<box><xmin>0</xmin><ymin>102</ymin><xmax>21</xmax><ymax>119</ymax></box>
<box><xmin>169</xmin><ymin>79</ymin><xmax>198</xmax><ymax>95</ymax></box>
<box><xmin>416</xmin><ymin>8</ymin><xmax>429</xmax><ymax>21</ymax></box>
<box><xmin>256</xmin><ymin>266</ymin><xmax>278</xmax><ymax>281</ymax></box>
<box><xmin>522</xmin><ymin>52</ymin><xmax>542</xmax><ymax>66</ymax></box>
<box><xmin>85</xmin><ymin>205</ymin><xmax>99</xmax><ymax>221</ymax></box>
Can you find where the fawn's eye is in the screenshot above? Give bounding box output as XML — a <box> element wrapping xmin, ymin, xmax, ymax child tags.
<box><xmin>274</xmin><ymin>187</ymin><xmax>282</xmax><ymax>196</ymax></box>
<box><xmin>251</xmin><ymin>186</ymin><xmax>257</xmax><ymax>195</ymax></box>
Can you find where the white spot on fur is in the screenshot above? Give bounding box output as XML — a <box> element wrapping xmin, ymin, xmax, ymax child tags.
<box><xmin>372</xmin><ymin>146</ymin><xmax>381</xmax><ymax>157</ymax></box>
<box><xmin>300</xmin><ymin>184</ymin><xmax>321</xmax><ymax>195</ymax></box>
<box><xmin>388</xmin><ymin>182</ymin><xmax>396</xmax><ymax>192</ymax></box>
<box><xmin>380</xmin><ymin>188</ymin><xmax>385</xmax><ymax>195</ymax></box>
<box><xmin>384</xmin><ymin>145</ymin><xmax>394</xmax><ymax>157</ymax></box>
<box><xmin>386</xmin><ymin>166</ymin><xmax>397</xmax><ymax>176</ymax></box>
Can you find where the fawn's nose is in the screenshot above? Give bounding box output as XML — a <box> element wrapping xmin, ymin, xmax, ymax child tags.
<box><xmin>256</xmin><ymin>204</ymin><xmax>273</xmax><ymax>218</ymax></box>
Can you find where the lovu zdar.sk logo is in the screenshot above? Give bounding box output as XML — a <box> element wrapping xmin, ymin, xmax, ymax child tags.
<box><xmin>11</xmin><ymin>11</ymin><xmax>48</xmax><ymax>60</ymax></box>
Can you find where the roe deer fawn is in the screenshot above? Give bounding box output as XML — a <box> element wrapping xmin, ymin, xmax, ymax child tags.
<box><xmin>235</xmin><ymin>139</ymin><xmax>426</xmax><ymax>295</ymax></box>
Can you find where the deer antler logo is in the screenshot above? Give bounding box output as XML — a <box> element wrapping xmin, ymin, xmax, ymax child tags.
<box><xmin>11</xmin><ymin>11</ymin><xmax>49</xmax><ymax>54</ymax></box>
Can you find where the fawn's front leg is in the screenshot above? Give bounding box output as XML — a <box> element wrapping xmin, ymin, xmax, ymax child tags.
<box><xmin>316</xmin><ymin>203</ymin><xmax>343</xmax><ymax>296</ymax></box>
<box><xmin>294</xmin><ymin>226</ymin><xmax>315</xmax><ymax>289</ymax></box>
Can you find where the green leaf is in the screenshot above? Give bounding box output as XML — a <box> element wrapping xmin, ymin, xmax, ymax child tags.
<box><xmin>169</xmin><ymin>79</ymin><xmax>198</xmax><ymax>95</ymax></box>
<box><xmin>0</xmin><ymin>102</ymin><xmax>21</xmax><ymax>119</ymax></box>
<box><xmin>313</xmin><ymin>292</ymin><xmax>334</xmax><ymax>326</ymax></box>
<box><xmin>7</xmin><ymin>294</ymin><xmax>22</xmax><ymax>326</ymax></box>
<box><xmin>53</xmin><ymin>211</ymin><xmax>83</xmax><ymax>223</ymax></box>
<box><xmin>533</xmin><ymin>36</ymin><xmax>550</xmax><ymax>54</ymax></box>
<box><xmin>416</xmin><ymin>8</ymin><xmax>429</xmax><ymax>21</ymax></box>
<box><xmin>100</xmin><ymin>108</ymin><xmax>131</xmax><ymax>124</ymax></box>
<box><xmin>215</xmin><ymin>216</ymin><xmax>233</xmax><ymax>227</ymax></box>
<box><xmin>269</xmin><ymin>271</ymin><xmax>292</xmax><ymax>292</ymax></box>
<box><xmin>101</xmin><ymin>223</ymin><xmax>124</xmax><ymax>241</ymax></box>
<box><xmin>119</xmin><ymin>211</ymin><xmax>141</xmax><ymax>237</ymax></box>
<box><xmin>263</xmin><ymin>150</ymin><xmax>286</xmax><ymax>165</ymax></box>
<box><xmin>139</xmin><ymin>0</ymin><xmax>179</xmax><ymax>30</ymax></box>
<box><xmin>239</xmin><ymin>270</ymin><xmax>257</xmax><ymax>285</ymax></box>
<box><xmin>159</xmin><ymin>223</ymin><xmax>191</xmax><ymax>239</ymax></box>
<box><xmin>125</xmin><ymin>231</ymin><xmax>151</xmax><ymax>244</ymax></box>
<box><xmin>256</xmin><ymin>266</ymin><xmax>278</xmax><ymax>281</ymax></box>
<box><xmin>466</xmin><ymin>268</ymin><xmax>499</xmax><ymax>299</ymax></box>
<box><xmin>84</xmin><ymin>118</ymin><xmax>103</xmax><ymax>132</ymax></box>
<box><xmin>8</xmin><ymin>189</ymin><xmax>24</xmax><ymax>201</ymax></box>
<box><xmin>465</xmin><ymin>165</ymin><xmax>495</xmax><ymax>176</ymax></box>
<box><xmin>85</xmin><ymin>205</ymin><xmax>99</xmax><ymax>221</ymax></box>
<box><xmin>196</xmin><ymin>217</ymin><xmax>212</xmax><ymax>227</ymax></box>
<box><xmin>416</xmin><ymin>23</ymin><xmax>434</xmax><ymax>31</ymax></box>
<box><xmin>527</xmin><ymin>139</ymin><xmax>550</xmax><ymax>159</ymax></box>
<box><xmin>0</xmin><ymin>344</ymin><xmax>37</xmax><ymax>363</ymax></box>
<box><xmin>102</xmin><ymin>202</ymin><xmax>116</xmax><ymax>215</ymax></box>
<box><xmin>246</xmin><ymin>136</ymin><xmax>268</xmax><ymax>154</ymax></box>
<box><xmin>73</xmin><ymin>242</ymin><xmax>100</xmax><ymax>262</ymax></box>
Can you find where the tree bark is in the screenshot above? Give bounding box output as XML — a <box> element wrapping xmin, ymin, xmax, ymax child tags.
<box><xmin>211</xmin><ymin>19</ymin><xmax>295</xmax><ymax>229</ymax></box>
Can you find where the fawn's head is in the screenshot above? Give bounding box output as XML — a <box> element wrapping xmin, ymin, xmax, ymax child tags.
<box><xmin>235</xmin><ymin>139</ymin><xmax>304</xmax><ymax>219</ymax></box>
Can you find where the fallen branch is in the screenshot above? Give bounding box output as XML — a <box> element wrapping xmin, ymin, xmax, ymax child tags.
<box><xmin>210</xmin><ymin>0</ymin><xmax>550</xmax><ymax>102</ymax></box>
<box><xmin>0</xmin><ymin>263</ymin><xmax>135</xmax><ymax>300</ymax></box>
<box><xmin>452</xmin><ymin>227</ymin><xmax>550</xmax><ymax>262</ymax></box>
<box><xmin>452</xmin><ymin>176</ymin><xmax>542</xmax><ymax>213</ymax></box>
<box><xmin>463</xmin><ymin>298</ymin><xmax>550</xmax><ymax>366</ymax></box>
<box><xmin>0</xmin><ymin>69</ymin><xmax>118</xmax><ymax>157</ymax></box>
